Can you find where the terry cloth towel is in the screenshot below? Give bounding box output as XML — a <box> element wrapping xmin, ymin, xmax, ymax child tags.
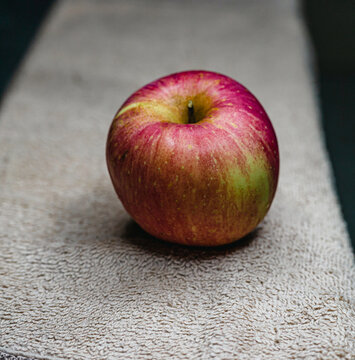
<box><xmin>0</xmin><ymin>0</ymin><xmax>354</xmax><ymax>359</ymax></box>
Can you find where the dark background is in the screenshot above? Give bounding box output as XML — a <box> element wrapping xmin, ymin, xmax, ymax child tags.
<box><xmin>0</xmin><ymin>0</ymin><xmax>354</xmax><ymax>249</ymax></box>
<box><xmin>303</xmin><ymin>0</ymin><xmax>355</xmax><ymax>249</ymax></box>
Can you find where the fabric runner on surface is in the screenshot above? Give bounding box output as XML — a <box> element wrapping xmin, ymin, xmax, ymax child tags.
<box><xmin>0</xmin><ymin>0</ymin><xmax>354</xmax><ymax>359</ymax></box>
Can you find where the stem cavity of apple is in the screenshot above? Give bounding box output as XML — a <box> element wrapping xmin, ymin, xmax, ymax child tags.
<box><xmin>188</xmin><ymin>100</ymin><xmax>197</xmax><ymax>124</ymax></box>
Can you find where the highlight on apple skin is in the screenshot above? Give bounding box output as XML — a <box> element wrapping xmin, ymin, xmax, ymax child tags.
<box><xmin>106</xmin><ymin>70</ymin><xmax>279</xmax><ymax>246</ymax></box>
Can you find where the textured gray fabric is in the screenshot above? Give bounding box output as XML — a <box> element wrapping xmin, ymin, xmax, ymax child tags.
<box><xmin>0</xmin><ymin>352</ymin><xmax>35</xmax><ymax>360</ymax></box>
<box><xmin>0</xmin><ymin>0</ymin><xmax>354</xmax><ymax>359</ymax></box>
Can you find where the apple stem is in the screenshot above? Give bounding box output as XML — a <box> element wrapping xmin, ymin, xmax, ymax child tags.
<box><xmin>188</xmin><ymin>100</ymin><xmax>196</xmax><ymax>124</ymax></box>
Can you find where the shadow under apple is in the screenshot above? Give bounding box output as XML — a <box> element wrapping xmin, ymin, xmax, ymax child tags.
<box><xmin>51</xmin><ymin>181</ymin><xmax>260</xmax><ymax>259</ymax></box>
<box><xmin>121</xmin><ymin>218</ymin><xmax>260</xmax><ymax>261</ymax></box>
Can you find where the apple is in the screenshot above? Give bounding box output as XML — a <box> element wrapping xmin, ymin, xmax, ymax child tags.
<box><xmin>106</xmin><ymin>70</ymin><xmax>279</xmax><ymax>246</ymax></box>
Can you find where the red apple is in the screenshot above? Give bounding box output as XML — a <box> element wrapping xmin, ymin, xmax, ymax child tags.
<box><xmin>106</xmin><ymin>70</ymin><xmax>279</xmax><ymax>246</ymax></box>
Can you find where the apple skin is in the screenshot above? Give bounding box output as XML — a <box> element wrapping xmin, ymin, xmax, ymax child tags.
<box><xmin>106</xmin><ymin>70</ymin><xmax>279</xmax><ymax>246</ymax></box>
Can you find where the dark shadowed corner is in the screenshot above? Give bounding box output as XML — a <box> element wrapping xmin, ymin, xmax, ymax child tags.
<box><xmin>0</xmin><ymin>0</ymin><xmax>56</xmax><ymax>106</ymax></box>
